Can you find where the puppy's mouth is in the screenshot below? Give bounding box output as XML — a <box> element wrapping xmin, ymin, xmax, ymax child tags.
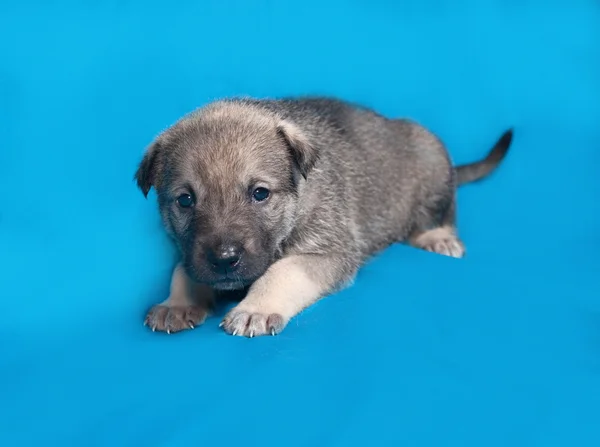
<box><xmin>186</xmin><ymin>268</ymin><xmax>259</xmax><ymax>291</ymax></box>
<box><xmin>210</xmin><ymin>277</ymin><xmax>250</xmax><ymax>291</ymax></box>
<box><xmin>183</xmin><ymin>255</ymin><xmax>271</xmax><ymax>291</ymax></box>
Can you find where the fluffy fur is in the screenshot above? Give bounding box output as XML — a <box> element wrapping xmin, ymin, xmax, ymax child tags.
<box><xmin>136</xmin><ymin>97</ymin><xmax>513</xmax><ymax>337</ymax></box>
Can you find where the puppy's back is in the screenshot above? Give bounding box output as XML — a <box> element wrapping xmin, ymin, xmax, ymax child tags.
<box><xmin>246</xmin><ymin>97</ymin><xmax>454</xmax><ymax>255</ymax></box>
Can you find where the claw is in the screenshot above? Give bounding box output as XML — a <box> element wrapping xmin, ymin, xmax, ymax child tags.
<box><xmin>218</xmin><ymin>321</ymin><xmax>224</xmax><ymax>328</ymax></box>
<box><xmin>249</xmin><ymin>330</ymin><xmax>254</xmax><ymax>338</ymax></box>
<box><xmin>270</xmin><ymin>328</ymin><xmax>276</xmax><ymax>336</ymax></box>
<box><xmin>143</xmin><ymin>320</ymin><xmax>147</xmax><ymax>327</ymax></box>
<box><xmin>152</xmin><ymin>326</ymin><xmax>156</xmax><ymax>332</ymax></box>
<box><xmin>167</xmin><ymin>329</ymin><xmax>171</xmax><ymax>334</ymax></box>
<box><xmin>189</xmin><ymin>323</ymin><xmax>195</xmax><ymax>329</ymax></box>
<box><xmin>232</xmin><ymin>329</ymin><xmax>238</xmax><ymax>336</ymax></box>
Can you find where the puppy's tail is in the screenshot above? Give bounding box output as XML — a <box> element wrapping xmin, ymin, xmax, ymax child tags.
<box><xmin>455</xmin><ymin>129</ymin><xmax>513</xmax><ymax>186</ymax></box>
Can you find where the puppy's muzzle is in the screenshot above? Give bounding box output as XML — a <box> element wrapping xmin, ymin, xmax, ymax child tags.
<box><xmin>206</xmin><ymin>242</ymin><xmax>244</xmax><ymax>275</ymax></box>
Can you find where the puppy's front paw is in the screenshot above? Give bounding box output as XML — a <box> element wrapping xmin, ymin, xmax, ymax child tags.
<box><xmin>144</xmin><ymin>305</ymin><xmax>208</xmax><ymax>334</ymax></box>
<box><xmin>220</xmin><ymin>310</ymin><xmax>286</xmax><ymax>338</ymax></box>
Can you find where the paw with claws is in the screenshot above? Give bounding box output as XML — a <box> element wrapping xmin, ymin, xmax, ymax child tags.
<box><xmin>220</xmin><ymin>310</ymin><xmax>286</xmax><ymax>338</ymax></box>
<box><xmin>144</xmin><ymin>305</ymin><xmax>208</xmax><ymax>334</ymax></box>
<box><xmin>413</xmin><ymin>226</ymin><xmax>465</xmax><ymax>259</ymax></box>
<box><xmin>422</xmin><ymin>237</ymin><xmax>465</xmax><ymax>258</ymax></box>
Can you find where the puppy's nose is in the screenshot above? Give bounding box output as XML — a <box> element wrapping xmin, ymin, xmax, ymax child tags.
<box><xmin>207</xmin><ymin>243</ymin><xmax>243</xmax><ymax>273</ymax></box>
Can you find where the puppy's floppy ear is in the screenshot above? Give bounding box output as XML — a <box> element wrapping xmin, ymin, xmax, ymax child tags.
<box><xmin>277</xmin><ymin>121</ymin><xmax>318</xmax><ymax>180</ymax></box>
<box><xmin>134</xmin><ymin>139</ymin><xmax>163</xmax><ymax>198</ymax></box>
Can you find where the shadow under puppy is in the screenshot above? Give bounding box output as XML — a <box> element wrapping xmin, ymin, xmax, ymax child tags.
<box><xmin>135</xmin><ymin>97</ymin><xmax>513</xmax><ymax>337</ymax></box>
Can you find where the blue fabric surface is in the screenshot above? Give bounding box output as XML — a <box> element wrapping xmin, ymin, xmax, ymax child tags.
<box><xmin>1</xmin><ymin>1</ymin><xmax>599</xmax><ymax>446</ymax></box>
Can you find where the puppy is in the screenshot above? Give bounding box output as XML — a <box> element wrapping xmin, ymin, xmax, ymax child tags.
<box><xmin>136</xmin><ymin>97</ymin><xmax>512</xmax><ymax>337</ymax></box>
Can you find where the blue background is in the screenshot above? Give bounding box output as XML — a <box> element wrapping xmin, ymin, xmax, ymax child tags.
<box><xmin>1</xmin><ymin>1</ymin><xmax>599</xmax><ymax>446</ymax></box>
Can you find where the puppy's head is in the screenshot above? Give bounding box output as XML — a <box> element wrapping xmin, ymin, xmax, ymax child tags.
<box><xmin>135</xmin><ymin>101</ymin><xmax>318</xmax><ymax>290</ymax></box>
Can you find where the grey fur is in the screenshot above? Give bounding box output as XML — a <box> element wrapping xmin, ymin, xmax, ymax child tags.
<box><xmin>136</xmin><ymin>96</ymin><xmax>513</xmax><ymax>336</ymax></box>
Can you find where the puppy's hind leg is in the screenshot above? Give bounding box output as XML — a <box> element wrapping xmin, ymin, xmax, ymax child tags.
<box><xmin>409</xmin><ymin>198</ymin><xmax>466</xmax><ymax>259</ymax></box>
<box><xmin>411</xmin><ymin>226</ymin><xmax>465</xmax><ymax>258</ymax></box>
<box><xmin>221</xmin><ymin>254</ymin><xmax>356</xmax><ymax>337</ymax></box>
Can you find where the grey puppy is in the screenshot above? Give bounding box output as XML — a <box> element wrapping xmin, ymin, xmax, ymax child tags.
<box><xmin>136</xmin><ymin>97</ymin><xmax>512</xmax><ymax>337</ymax></box>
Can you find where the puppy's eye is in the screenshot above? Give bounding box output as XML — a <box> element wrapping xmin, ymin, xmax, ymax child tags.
<box><xmin>251</xmin><ymin>187</ymin><xmax>270</xmax><ymax>203</ymax></box>
<box><xmin>176</xmin><ymin>194</ymin><xmax>194</xmax><ymax>208</ymax></box>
